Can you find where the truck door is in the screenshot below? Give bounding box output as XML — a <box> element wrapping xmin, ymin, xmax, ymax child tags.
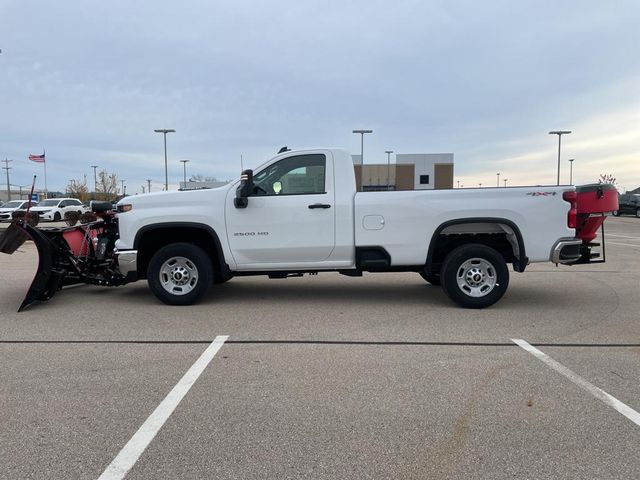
<box><xmin>225</xmin><ymin>152</ymin><xmax>336</xmax><ymax>267</ymax></box>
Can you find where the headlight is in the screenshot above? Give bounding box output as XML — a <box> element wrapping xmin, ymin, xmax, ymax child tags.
<box><xmin>117</xmin><ymin>204</ymin><xmax>133</xmax><ymax>213</ymax></box>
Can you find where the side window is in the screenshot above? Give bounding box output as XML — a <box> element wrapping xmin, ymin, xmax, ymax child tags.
<box><xmin>253</xmin><ymin>154</ymin><xmax>326</xmax><ymax>196</ymax></box>
<box><xmin>59</xmin><ymin>201</ymin><xmax>68</xmax><ymax>207</ymax></box>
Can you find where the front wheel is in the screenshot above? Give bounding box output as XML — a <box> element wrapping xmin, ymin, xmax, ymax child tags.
<box><xmin>147</xmin><ymin>243</ymin><xmax>213</xmax><ymax>305</ymax></box>
<box><xmin>440</xmin><ymin>244</ymin><xmax>509</xmax><ymax>309</ymax></box>
<box><xmin>53</xmin><ymin>211</ymin><xmax>61</xmax><ymax>222</ymax></box>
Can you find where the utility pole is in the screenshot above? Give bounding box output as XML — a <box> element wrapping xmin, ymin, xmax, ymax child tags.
<box><xmin>146</xmin><ymin>179</ymin><xmax>152</xmax><ymax>193</ymax></box>
<box><xmin>549</xmin><ymin>130</ymin><xmax>571</xmax><ymax>185</ymax></box>
<box><xmin>384</xmin><ymin>150</ymin><xmax>393</xmax><ymax>190</ymax></box>
<box><xmin>2</xmin><ymin>159</ymin><xmax>12</xmax><ymax>201</ymax></box>
<box><xmin>90</xmin><ymin>165</ymin><xmax>98</xmax><ymax>198</ymax></box>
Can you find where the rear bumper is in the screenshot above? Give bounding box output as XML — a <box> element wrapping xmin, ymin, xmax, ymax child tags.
<box><xmin>115</xmin><ymin>249</ymin><xmax>138</xmax><ymax>278</ymax></box>
<box><xmin>551</xmin><ymin>238</ymin><xmax>583</xmax><ymax>264</ymax></box>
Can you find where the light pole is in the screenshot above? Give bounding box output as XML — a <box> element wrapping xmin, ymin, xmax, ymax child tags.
<box><xmin>504</xmin><ymin>179</ymin><xmax>508</xmax><ymax>187</ymax></box>
<box><xmin>90</xmin><ymin>165</ymin><xmax>98</xmax><ymax>197</ymax></box>
<box><xmin>146</xmin><ymin>179</ymin><xmax>152</xmax><ymax>193</ymax></box>
<box><xmin>120</xmin><ymin>179</ymin><xmax>126</xmax><ymax>197</ymax></box>
<box><xmin>353</xmin><ymin>129</ymin><xmax>373</xmax><ymax>191</ymax></box>
<box><xmin>154</xmin><ymin>128</ymin><xmax>176</xmax><ymax>191</ymax></box>
<box><xmin>180</xmin><ymin>159</ymin><xmax>190</xmax><ymax>189</ymax></box>
<box><xmin>479</xmin><ymin>183</ymin><xmax>482</xmax><ymax>188</ymax></box>
<box><xmin>568</xmin><ymin>158</ymin><xmax>575</xmax><ymax>184</ymax></box>
<box><xmin>385</xmin><ymin>150</ymin><xmax>393</xmax><ymax>190</ymax></box>
<box><xmin>549</xmin><ymin>130</ymin><xmax>571</xmax><ymax>185</ymax></box>
<box><xmin>496</xmin><ymin>172</ymin><xmax>500</xmax><ymax>187</ymax></box>
<box><xmin>2</xmin><ymin>159</ymin><xmax>12</xmax><ymax>201</ymax></box>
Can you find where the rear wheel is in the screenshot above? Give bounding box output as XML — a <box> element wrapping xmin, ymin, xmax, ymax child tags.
<box><xmin>419</xmin><ymin>271</ymin><xmax>441</xmax><ymax>286</ymax></box>
<box><xmin>147</xmin><ymin>243</ymin><xmax>213</xmax><ymax>305</ymax></box>
<box><xmin>440</xmin><ymin>244</ymin><xmax>509</xmax><ymax>309</ymax></box>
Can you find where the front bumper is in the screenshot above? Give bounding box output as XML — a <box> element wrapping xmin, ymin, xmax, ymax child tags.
<box><xmin>115</xmin><ymin>249</ymin><xmax>138</xmax><ymax>277</ymax></box>
<box><xmin>551</xmin><ymin>238</ymin><xmax>583</xmax><ymax>264</ymax></box>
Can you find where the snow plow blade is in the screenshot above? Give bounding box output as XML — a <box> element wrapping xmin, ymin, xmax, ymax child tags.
<box><xmin>0</xmin><ymin>222</ymin><xmax>81</xmax><ymax>311</ymax></box>
<box><xmin>1</xmin><ymin>207</ymin><xmax>128</xmax><ymax>311</ymax></box>
<box><xmin>0</xmin><ymin>221</ymin><xmax>30</xmax><ymax>255</ymax></box>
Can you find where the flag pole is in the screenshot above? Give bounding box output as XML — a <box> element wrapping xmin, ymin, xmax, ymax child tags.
<box><xmin>43</xmin><ymin>148</ymin><xmax>47</xmax><ymax>198</ymax></box>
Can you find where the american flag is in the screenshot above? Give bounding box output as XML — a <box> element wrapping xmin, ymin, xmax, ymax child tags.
<box><xmin>28</xmin><ymin>153</ymin><xmax>45</xmax><ymax>163</ymax></box>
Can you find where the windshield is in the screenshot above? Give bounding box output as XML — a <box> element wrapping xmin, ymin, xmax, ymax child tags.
<box><xmin>39</xmin><ymin>199</ymin><xmax>61</xmax><ymax>207</ymax></box>
<box><xmin>4</xmin><ymin>201</ymin><xmax>24</xmax><ymax>208</ymax></box>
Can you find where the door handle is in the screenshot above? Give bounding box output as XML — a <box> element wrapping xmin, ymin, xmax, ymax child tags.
<box><xmin>308</xmin><ymin>203</ymin><xmax>331</xmax><ymax>209</ymax></box>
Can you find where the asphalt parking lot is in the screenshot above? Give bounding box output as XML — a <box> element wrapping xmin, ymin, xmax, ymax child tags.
<box><xmin>1</xmin><ymin>216</ymin><xmax>639</xmax><ymax>479</ymax></box>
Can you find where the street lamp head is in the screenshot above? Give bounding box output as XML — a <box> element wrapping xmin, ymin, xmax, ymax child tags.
<box><xmin>385</xmin><ymin>150</ymin><xmax>393</xmax><ymax>154</ymax></box>
<box><xmin>568</xmin><ymin>158</ymin><xmax>575</xmax><ymax>162</ymax></box>
<box><xmin>352</xmin><ymin>129</ymin><xmax>373</xmax><ymax>134</ymax></box>
<box><xmin>154</xmin><ymin>129</ymin><xmax>176</xmax><ymax>134</ymax></box>
<box><xmin>549</xmin><ymin>130</ymin><xmax>572</xmax><ymax>135</ymax></box>
<box><xmin>180</xmin><ymin>159</ymin><xmax>190</xmax><ymax>163</ymax></box>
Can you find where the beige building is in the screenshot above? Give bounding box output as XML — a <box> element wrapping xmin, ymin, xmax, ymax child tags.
<box><xmin>352</xmin><ymin>153</ymin><xmax>454</xmax><ymax>191</ymax></box>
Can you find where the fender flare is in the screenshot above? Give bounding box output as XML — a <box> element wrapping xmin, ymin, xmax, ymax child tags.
<box><xmin>133</xmin><ymin>222</ymin><xmax>229</xmax><ymax>274</ymax></box>
<box><xmin>426</xmin><ymin>217</ymin><xmax>528</xmax><ymax>274</ymax></box>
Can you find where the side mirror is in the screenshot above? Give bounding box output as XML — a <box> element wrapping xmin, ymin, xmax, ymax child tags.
<box><xmin>234</xmin><ymin>169</ymin><xmax>254</xmax><ymax>208</ymax></box>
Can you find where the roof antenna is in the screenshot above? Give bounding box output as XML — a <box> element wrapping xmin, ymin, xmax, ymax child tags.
<box><xmin>278</xmin><ymin>146</ymin><xmax>290</xmax><ymax>154</ymax></box>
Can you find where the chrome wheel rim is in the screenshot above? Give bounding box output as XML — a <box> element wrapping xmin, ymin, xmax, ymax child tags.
<box><xmin>456</xmin><ymin>257</ymin><xmax>497</xmax><ymax>297</ymax></box>
<box><xmin>159</xmin><ymin>256</ymin><xmax>199</xmax><ymax>295</ymax></box>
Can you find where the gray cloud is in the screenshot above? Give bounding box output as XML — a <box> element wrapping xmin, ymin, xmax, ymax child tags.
<box><xmin>1</xmin><ymin>0</ymin><xmax>638</xmax><ymax>193</ymax></box>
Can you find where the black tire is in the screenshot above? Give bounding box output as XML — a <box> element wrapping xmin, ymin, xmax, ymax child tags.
<box><xmin>147</xmin><ymin>243</ymin><xmax>213</xmax><ymax>306</ymax></box>
<box><xmin>419</xmin><ymin>271</ymin><xmax>441</xmax><ymax>286</ymax></box>
<box><xmin>440</xmin><ymin>244</ymin><xmax>509</xmax><ymax>309</ymax></box>
<box><xmin>636</xmin><ymin>208</ymin><xmax>640</xmax><ymax>218</ymax></box>
<box><xmin>53</xmin><ymin>211</ymin><xmax>61</xmax><ymax>222</ymax></box>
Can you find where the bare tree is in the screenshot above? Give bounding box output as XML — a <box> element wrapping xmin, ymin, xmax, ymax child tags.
<box><xmin>66</xmin><ymin>178</ymin><xmax>90</xmax><ymax>202</ymax></box>
<box><xmin>96</xmin><ymin>170</ymin><xmax>119</xmax><ymax>201</ymax></box>
<box><xmin>598</xmin><ymin>174</ymin><xmax>616</xmax><ymax>186</ymax></box>
<box><xmin>190</xmin><ymin>174</ymin><xmax>220</xmax><ymax>182</ymax></box>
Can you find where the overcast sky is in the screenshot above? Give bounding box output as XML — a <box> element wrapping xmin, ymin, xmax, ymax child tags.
<box><xmin>1</xmin><ymin>0</ymin><xmax>638</xmax><ymax>194</ymax></box>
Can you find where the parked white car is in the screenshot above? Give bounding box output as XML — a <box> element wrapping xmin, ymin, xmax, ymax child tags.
<box><xmin>0</xmin><ymin>200</ymin><xmax>34</xmax><ymax>222</ymax></box>
<box><xmin>30</xmin><ymin>198</ymin><xmax>88</xmax><ymax>222</ymax></box>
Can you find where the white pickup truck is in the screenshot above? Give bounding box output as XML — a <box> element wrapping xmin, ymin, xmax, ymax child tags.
<box><xmin>105</xmin><ymin>148</ymin><xmax>616</xmax><ymax>309</ymax></box>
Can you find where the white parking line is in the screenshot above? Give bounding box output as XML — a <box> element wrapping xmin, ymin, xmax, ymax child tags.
<box><xmin>512</xmin><ymin>339</ymin><xmax>640</xmax><ymax>427</ymax></box>
<box><xmin>98</xmin><ymin>335</ymin><xmax>229</xmax><ymax>480</ymax></box>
